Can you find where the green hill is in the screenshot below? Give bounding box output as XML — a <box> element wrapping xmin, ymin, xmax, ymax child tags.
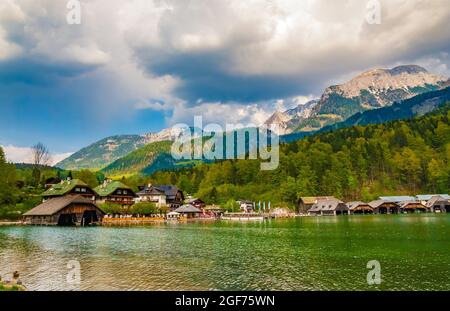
<box><xmin>56</xmin><ymin>135</ymin><xmax>146</xmax><ymax>170</ymax></box>
<box><xmin>100</xmin><ymin>141</ymin><xmax>174</xmax><ymax>176</ymax></box>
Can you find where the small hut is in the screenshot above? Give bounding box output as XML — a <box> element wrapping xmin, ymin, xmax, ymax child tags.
<box><xmin>369</xmin><ymin>200</ymin><xmax>400</xmax><ymax>214</ymax></box>
<box><xmin>166</xmin><ymin>211</ymin><xmax>181</xmax><ymax>220</ymax></box>
<box><xmin>346</xmin><ymin>201</ymin><xmax>373</xmax><ymax>215</ymax></box>
<box><xmin>426</xmin><ymin>196</ymin><xmax>450</xmax><ymax>213</ymax></box>
<box><xmin>174</xmin><ymin>204</ymin><xmax>202</xmax><ymax>218</ymax></box>
<box><xmin>23</xmin><ymin>195</ymin><xmax>105</xmax><ymax>226</ymax></box>
<box><xmin>400</xmin><ymin>201</ymin><xmax>427</xmax><ymax>213</ymax></box>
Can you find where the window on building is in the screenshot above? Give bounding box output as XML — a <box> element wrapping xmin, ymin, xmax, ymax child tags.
<box><xmin>75</xmin><ymin>187</ymin><xmax>81</xmax><ymax>192</ymax></box>
<box><xmin>81</xmin><ymin>188</ymin><xmax>86</xmax><ymax>192</ymax></box>
<box><xmin>123</xmin><ymin>190</ymin><xmax>127</xmax><ymax>194</ymax></box>
<box><xmin>117</xmin><ymin>190</ymin><xmax>122</xmax><ymax>194</ymax></box>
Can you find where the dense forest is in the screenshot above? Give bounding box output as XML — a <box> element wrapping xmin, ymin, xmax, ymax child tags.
<box><xmin>145</xmin><ymin>103</ymin><xmax>450</xmax><ymax>207</ymax></box>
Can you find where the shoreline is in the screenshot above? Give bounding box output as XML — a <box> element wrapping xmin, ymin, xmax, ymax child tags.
<box><xmin>0</xmin><ymin>221</ymin><xmax>22</xmax><ymax>226</ymax></box>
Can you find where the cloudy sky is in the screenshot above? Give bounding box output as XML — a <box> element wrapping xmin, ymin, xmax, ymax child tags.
<box><xmin>0</xmin><ymin>0</ymin><xmax>449</xmax><ymax>163</ymax></box>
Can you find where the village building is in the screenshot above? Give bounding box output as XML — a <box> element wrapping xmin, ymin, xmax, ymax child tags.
<box><xmin>136</xmin><ymin>184</ymin><xmax>184</xmax><ymax>209</ymax></box>
<box><xmin>400</xmin><ymin>201</ymin><xmax>428</xmax><ymax>213</ymax></box>
<box><xmin>94</xmin><ymin>179</ymin><xmax>136</xmax><ymax>206</ymax></box>
<box><xmin>166</xmin><ymin>211</ymin><xmax>181</xmax><ymax>220</ymax></box>
<box><xmin>346</xmin><ymin>201</ymin><xmax>374</xmax><ymax>214</ymax></box>
<box><xmin>368</xmin><ymin>200</ymin><xmax>400</xmax><ymax>214</ymax></box>
<box><xmin>297</xmin><ymin>196</ymin><xmax>335</xmax><ymax>214</ymax></box>
<box><xmin>41</xmin><ymin>178</ymin><xmax>97</xmax><ymax>202</ymax></box>
<box><xmin>23</xmin><ymin>195</ymin><xmax>105</xmax><ymax>226</ymax></box>
<box><xmin>308</xmin><ymin>198</ymin><xmax>349</xmax><ymax>216</ymax></box>
<box><xmin>425</xmin><ymin>196</ymin><xmax>450</xmax><ymax>213</ymax></box>
<box><xmin>416</xmin><ymin>194</ymin><xmax>450</xmax><ymax>206</ymax></box>
<box><xmin>237</xmin><ymin>200</ymin><xmax>254</xmax><ymax>213</ymax></box>
<box><xmin>174</xmin><ymin>204</ymin><xmax>202</xmax><ymax>218</ymax></box>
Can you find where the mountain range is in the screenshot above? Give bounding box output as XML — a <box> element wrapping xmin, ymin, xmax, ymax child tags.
<box><xmin>56</xmin><ymin>64</ymin><xmax>449</xmax><ymax>174</ymax></box>
<box><xmin>265</xmin><ymin>65</ymin><xmax>448</xmax><ymax>134</ymax></box>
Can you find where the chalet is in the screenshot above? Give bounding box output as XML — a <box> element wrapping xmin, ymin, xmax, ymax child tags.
<box><xmin>41</xmin><ymin>178</ymin><xmax>97</xmax><ymax>202</ymax></box>
<box><xmin>174</xmin><ymin>204</ymin><xmax>202</xmax><ymax>218</ymax></box>
<box><xmin>308</xmin><ymin>198</ymin><xmax>349</xmax><ymax>216</ymax></box>
<box><xmin>94</xmin><ymin>179</ymin><xmax>136</xmax><ymax>206</ymax></box>
<box><xmin>425</xmin><ymin>196</ymin><xmax>450</xmax><ymax>213</ymax></box>
<box><xmin>23</xmin><ymin>195</ymin><xmax>105</xmax><ymax>226</ymax></box>
<box><xmin>346</xmin><ymin>201</ymin><xmax>373</xmax><ymax>214</ymax></box>
<box><xmin>298</xmin><ymin>196</ymin><xmax>335</xmax><ymax>214</ymax></box>
<box><xmin>368</xmin><ymin>200</ymin><xmax>400</xmax><ymax>214</ymax></box>
<box><xmin>237</xmin><ymin>200</ymin><xmax>254</xmax><ymax>213</ymax></box>
<box><xmin>136</xmin><ymin>184</ymin><xmax>184</xmax><ymax>209</ymax></box>
<box><xmin>400</xmin><ymin>201</ymin><xmax>427</xmax><ymax>213</ymax></box>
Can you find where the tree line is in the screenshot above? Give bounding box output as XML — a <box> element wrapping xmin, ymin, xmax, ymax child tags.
<box><xmin>145</xmin><ymin>103</ymin><xmax>450</xmax><ymax>207</ymax></box>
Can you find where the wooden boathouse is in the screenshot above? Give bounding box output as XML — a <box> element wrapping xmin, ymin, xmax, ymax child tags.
<box><xmin>22</xmin><ymin>195</ymin><xmax>105</xmax><ymax>226</ymax></box>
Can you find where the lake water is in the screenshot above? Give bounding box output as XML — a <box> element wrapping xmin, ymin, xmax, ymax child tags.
<box><xmin>0</xmin><ymin>214</ymin><xmax>449</xmax><ymax>291</ymax></box>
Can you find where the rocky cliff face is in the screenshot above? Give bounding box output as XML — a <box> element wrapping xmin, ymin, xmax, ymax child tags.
<box><xmin>299</xmin><ymin>65</ymin><xmax>448</xmax><ymax>131</ymax></box>
<box><xmin>264</xmin><ymin>100</ymin><xmax>318</xmax><ymax>134</ymax></box>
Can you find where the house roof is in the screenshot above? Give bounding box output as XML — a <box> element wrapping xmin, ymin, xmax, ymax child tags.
<box><xmin>94</xmin><ymin>181</ymin><xmax>134</xmax><ymax>197</ymax></box>
<box><xmin>23</xmin><ymin>195</ymin><xmax>101</xmax><ymax>216</ymax></box>
<box><xmin>379</xmin><ymin>196</ymin><xmax>415</xmax><ymax>202</ymax></box>
<box><xmin>426</xmin><ymin>195</ymin><xmax>450</xmax><ymax>207</ymax></box>
<box><xmin>416</xmin><ymin>194</ymin><xmax>450</xmax><ymax>201</ymax></box>
<box><xmin>299</xmin><ymin>196</ymin><xmax>335</xmax><ymax>205</ymax></box>
<box><xmin>368</xmin><ymin>199</ymin><xmax>399</xmax><ymax>208</ymax></box>
<box><xmin>400</xmin><ymin>201</ymin><xmax>426</xmax><ymax>209</ymax></box>
<box><xmin>136</xmin><ymin>185</ymin><xmax>181</xmax><ymax>199</ymax></box>
<box><xmin>41</xmin><ymin>179</ymin><xmax>91</xmax><ymax>197</ymax></box>
<box><xmin>310</xmin><ymin>198</ymin><xmax>347</xmax><ymax>212</ymax></box>
<box><xmin>346</xmin><ymin>201</ymin><xmax>372</xmax><ymax>210</ymax></box>
<box><xmin>174</xmin><ymin>204</ymin><xmax>202</xmax><ymax>213</ymax></box>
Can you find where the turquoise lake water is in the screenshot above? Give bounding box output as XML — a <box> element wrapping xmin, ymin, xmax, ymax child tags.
<box><xmin>0</xmin><ymin>214</ymin><xmax>449</xmax><ymax>291</ymax></box>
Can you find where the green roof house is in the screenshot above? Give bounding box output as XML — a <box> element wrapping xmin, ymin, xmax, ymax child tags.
<box><xmin>94</xmin><ymin>179</ymin><xmax>136</xmax><ymax>206</ymax></box>
<box><xmin>42</xmin><ymin>179</ymin><xmax>97</xmax><ymax>201</ymax></box>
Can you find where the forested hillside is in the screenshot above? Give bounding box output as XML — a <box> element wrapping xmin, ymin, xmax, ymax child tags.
<box><xmin>147</xmin><ymin>103</ymin><xmax>450</xmax><ymax>207</ymax></box>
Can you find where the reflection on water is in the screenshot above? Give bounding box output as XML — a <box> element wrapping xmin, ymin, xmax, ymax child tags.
<box><xmin>0</xmin><ymin>214</ymin><xmax>449</xmax><ymax>291</ymax></box>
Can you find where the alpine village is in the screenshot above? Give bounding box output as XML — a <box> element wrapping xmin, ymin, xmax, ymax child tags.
<box><xmin>1</xmin><ymin>65</ymin><xmax>449</xmax><ymax>228</ymax></box>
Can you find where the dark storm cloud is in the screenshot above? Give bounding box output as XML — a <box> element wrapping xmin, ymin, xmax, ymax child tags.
<box><xmin>136</xmin><ymin>48</ymin><xmax>323</xmax><ymax>103</ymax></box>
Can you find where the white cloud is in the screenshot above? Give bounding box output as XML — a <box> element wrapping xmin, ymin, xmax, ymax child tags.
<box><xmin>1</xmin><ymin>145</ymin><xmax>72</xmax><ymax>166</ymax></box>
<box><xmin>168</xmin><ymin>101</ymin><xmax>274</xmax><ymax>127</ymax></box>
